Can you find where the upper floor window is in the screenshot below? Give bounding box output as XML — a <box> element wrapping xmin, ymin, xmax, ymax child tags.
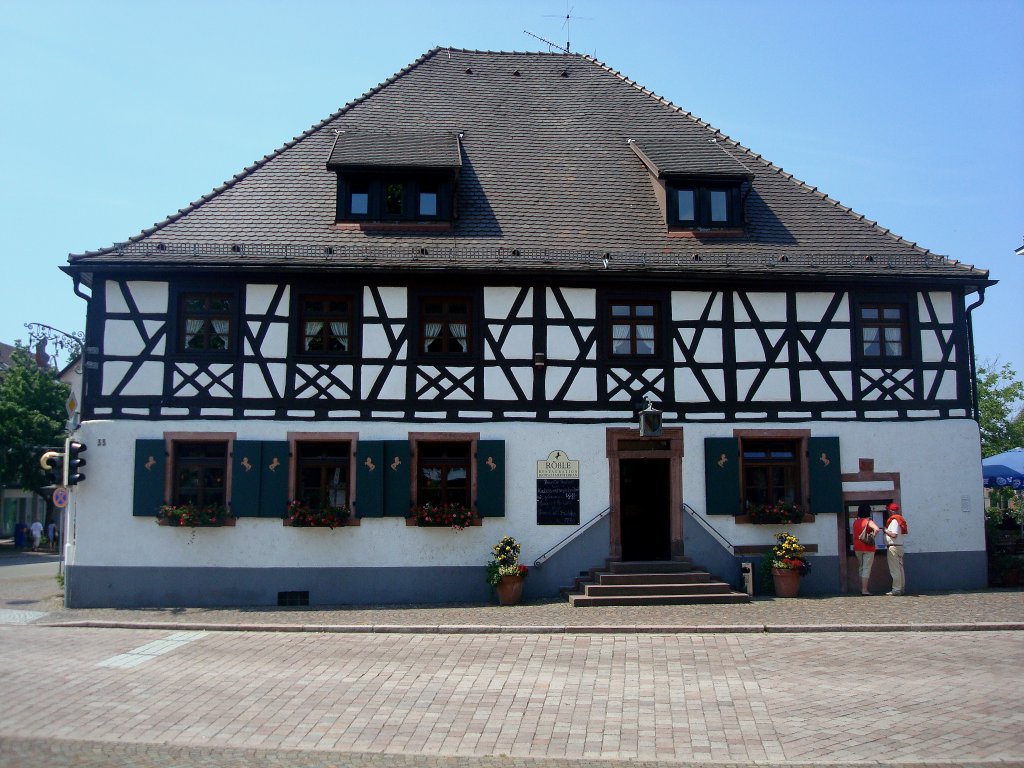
<box><xmin>180</xmin><ymin>293</ymin><xmax>232</xmax><ymax>352</ymax></box>
<box><xmin>337</xmin><ymin>175</ymin><xmax>451</xmax><ymax>222</ymax></box>
<box><xmin>858</xmin><ymin>303</ymin><xmax>908</xmax><ymax>359</ymax></box>
<box><xmin>416</xmin><ymin>441</ymin><xmax>471</xmax><ymax>508</ymax></box>
<box><xmin>421</xmin><ymin>297</ymin><xmax>472</xmax><ymax>356</ymax></box>
<box><xmin>667</xmin><ymin>184</ymin><xmax>742</xmax><ymax>228</ymax></box>
<box><xmin>610</xmin><ymin>301</ymin><xmax>659</xmax><ymax>357</ymax></box>
<box><xmin>299</xmin><ymin>295</ymin><xmax>352</xmax><ymax>355</ymax></box>
<box><xmin>173</xmin><ymin>441</ymin><xmax>228</xmax><ymax>507</ymax></box>
<box><xmin>295</xmin><ymin>441</ymin><xmax>350</xmax><ymax>508</ymax></box>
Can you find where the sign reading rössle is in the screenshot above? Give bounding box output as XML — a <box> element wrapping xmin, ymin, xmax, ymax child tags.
<box><xmin>536</xmin><ymin>450</ymin><xmax>580</xmax><ymax>525</ymax></box>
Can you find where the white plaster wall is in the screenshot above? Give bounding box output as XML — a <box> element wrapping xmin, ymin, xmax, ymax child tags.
<box><xmin>127</xmin><ymin>282</ymin><xmax>169</xmax><ymax>313</ymax></box>
<box><xmin>671</xmin><ymin>291</ymin><xmax>721</xmax><ymax>322</ymax></box>
<box><xmin>681</xmin><ymin>419</ymin><xmax>985</xmax><ymax>556</ymax></box>
<box><xmin>246</xmin><ymin>284</ymin><xmax>286</xmax><ymax>316</ymax></box>
<box><xmin>735</xmin><ymin>292</ymin><xmax>787</xmax><ymax>323</ymax></box>
<box><xmin>484</xmin><ymin>286</ymin><xmax>530</xmax><ymax>319</ymax></box>
<box><xmin>369</xmin><ymin>287</ymin><xmax>407</xmax><ymax>319</ymax></box>
<box><xmin>69</xmin><ymin>418</ymin><xmax>984</xmax><ymax>572</ymax></box>
<box><xmin>921</xmin><ymin>292</ymin><xmax>954</xmax><ymax>324</ymax></box>
<box><xmin>548</xmin><ymin>288</ymin><xmax>595</xmax><ymax>320</ymax></box>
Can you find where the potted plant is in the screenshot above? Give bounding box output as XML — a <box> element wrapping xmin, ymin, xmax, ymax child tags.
<box><xmin>485</xmin><ymin>535</ymin><xmax>529</xmax><ymax>605</ymax></box>
<box><xmin>157</xmin><ymin>503</ymin><xmax>233</xmax><ymax>527</ymax></box>
<box><xmin>764</xmin><ymin>531</ymin><xmax>811</xmax><ymax>597</ymax></box>
<box><xmin>749</xmin><ymin>500</ymin><xmax>805</xmax><ymax>525</ymax></box>
<box><xmin>284</xmin><ymin>499</ymin><xmax>351</xmax><ymax>529</ymax></box>
<box><xmin>414</xmin><ymin>502</ymin><xmax>474</xmax><ymax>530</ymax></box>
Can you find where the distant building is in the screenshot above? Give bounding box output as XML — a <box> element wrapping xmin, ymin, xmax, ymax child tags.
<box><xmin>61</xmin><ymin>48</ymin><xmax>993</xmax><ymax>607</ymax></box>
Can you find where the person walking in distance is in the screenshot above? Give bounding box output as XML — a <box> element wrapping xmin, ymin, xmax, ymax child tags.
<box><xmin>853</xmin><ymin>504</ymin><xmax>880</xmax><ymax>595</ymax></box>
<box><xmin>29</xmin><ymin>520</ymin><xmax>43</xmax><ymax>552</ymax></box>
<box><xmin>884</xmin><ymin>502</ymin><xmax>909</xmax><ymax>595</ymax></box>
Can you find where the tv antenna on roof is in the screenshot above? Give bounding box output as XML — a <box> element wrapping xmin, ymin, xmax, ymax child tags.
<box><xmin>525</xmin><ymin>2</ymin><xmax>592</xmax><ymax>53</ymax></box>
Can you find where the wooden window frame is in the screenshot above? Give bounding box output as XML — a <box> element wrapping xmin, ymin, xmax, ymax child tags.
<box><xmin>608</xmin><ymin>299</ymin><xmax>661</xmax><ymax>358</ymax></box>
<box><xmin>419</xmin><ymin>295</ymin><xmax>474</xmax><ymax>358</ymax></box>
<box><xmin>296</xmin><ymin>293</ymin><xmax>355</xmax><ymax>357</ymax></box>
<box><xmin>178</xmin><ymin>292</ymin><xmax>234</xmax><ymax>354</ymax></box>
<box><xmin>666</xmin><ymin>182</ymin><xmax>742</xmax><ymax>228</ymax></box>
<box><xmin>408</xmin><ymin>432</ymin><xmax>479</xmax><ymax>515</ymax></box>
<box><xmin>734</xmin><ymin>429</ymin><xmax>811</xmax><ymax>523</ymax></box>
<box><xmin>336</xmin><ymin>174</ymin><xmax>452</xmax><ymax>223</ymax></box>
<box><xmin>164</xmin><ymin>432</ymin><xmax>236</xmax><ymax>507</ymax></box>
<box><xmin>287</xmin><ymin>433</ymin><xmax>358</xmax><ymax>524</ymax></box>
<box><xmin>856</xmin><ymin>301</ymin><xmax>911</xmax><ymax>362</ymax></box>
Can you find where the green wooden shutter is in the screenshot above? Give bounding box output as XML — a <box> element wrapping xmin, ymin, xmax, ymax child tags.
<box><xmin>383</xmin><ymin>440</ymin><xmax>411</xmax><ymax>517</ymax></box>
<box><xmin>476</xmin><ymin>439</ymin><xmax>506</xmax><ymax>517</ymax></box>
<box><xmin>260</xmin><ymin>441</ymin><xmax>291</xmax><ymax>518</ymax></box>
<box><xmin>230</xmin><ymin>441</ymin><xmax>263</xmax><ymax>517</ymax></box>
<box><xmin>355</xmin><ymin>440</ymin><xmax>385</xmax><ymax>518</ymax></box>
<box><xmin>704</xmin><ymin>437</ymin><xmax>740</xmax><ymax>515</ymax></box>
<box><xmin>807</xmin><ymin>436</ymin><xmax>843</xmax><ymax>516</ymax></box>
<box><xmin>132</xmin><ymin>439</ymin><xmax>167</xmax><ymax>516</ymax></box>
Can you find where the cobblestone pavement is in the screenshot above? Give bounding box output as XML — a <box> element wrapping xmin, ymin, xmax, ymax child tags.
<box><xmin>40</xmin><ymin>589</ymin><xmax>1024</xmax><ymax>633</ymax></box>
<box><xmin>0</xmin><ymin>625</ymin><xmax>1021</xmax><ymax>766</ymax></box>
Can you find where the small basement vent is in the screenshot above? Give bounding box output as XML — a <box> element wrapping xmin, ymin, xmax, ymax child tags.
<box><xmin>277</xmin><ymin>590</ymin><xmax>309</xmax><ymax>607</ymax></box>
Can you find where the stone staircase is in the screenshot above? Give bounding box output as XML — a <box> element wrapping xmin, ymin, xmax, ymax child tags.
<box><xmin>563</xmin><ymin>558</ymin><xmax>750</xmax><ymax>606</ymax></box>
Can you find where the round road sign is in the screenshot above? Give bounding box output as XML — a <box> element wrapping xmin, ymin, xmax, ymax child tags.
<box><xmin>52</xmin><ymin>487</ymin><xmax>69</xmax><ymax>509</ymax></box>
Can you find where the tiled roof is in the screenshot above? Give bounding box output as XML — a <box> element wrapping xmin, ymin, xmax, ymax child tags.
<box><xmin>326</xmin><ymin>129</ymin><xmax>462</xmax><ymax>170</ymax></box>
<box><xmin>67</xmin><ymin>48</ymin><xmax>988</xmax><ymax>282</ymax></box>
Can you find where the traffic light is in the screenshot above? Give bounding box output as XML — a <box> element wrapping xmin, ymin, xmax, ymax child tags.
<box><xmin>40</xmin><ymin>450</ymin><xmax>64</xmax><ymax>487</ymax></box>
<box><xmin>67</xmin><ymin>441</ymin><xmax>87</xmax><ymax>485</ymax></box>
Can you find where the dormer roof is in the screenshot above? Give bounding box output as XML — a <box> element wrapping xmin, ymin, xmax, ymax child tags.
<box><xmin>326</xmin><ymin>129</ymin><xmax>462</xmax><ymax>172</ymax></box>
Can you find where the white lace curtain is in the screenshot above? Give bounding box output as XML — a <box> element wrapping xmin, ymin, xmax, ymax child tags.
<box><xmin>424</xmin><ymin>322</ymin><xmax>443</xmax><ymax>351</ymax></box>
<box><xmin>450</xmin><ymin>323</ymin><xmax>468</xmax><ymax>352</ymax></box>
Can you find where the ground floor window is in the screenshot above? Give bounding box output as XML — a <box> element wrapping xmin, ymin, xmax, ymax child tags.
<box><xmin>416</xmin><ymin>441</ymin><xmax>471</xmax><ymax>507</ymax></box>
<box><xmin>295</xmin><ymin>441</ymin><xmax>350</xmax><ymax>507</ymax></box>
<box><xmin>741</xmin><ymin>438</ymin><xmax>802</xmax><ymax>508</ymax></box>
<box><xmin>173</xmin><ymin>441</ymin><xmax>228</xmax><ymax>506</ymax></box>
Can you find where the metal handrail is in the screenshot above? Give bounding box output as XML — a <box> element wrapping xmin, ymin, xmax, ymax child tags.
<box><xmin>533</xmin><ymin>506</ymin><xmax>612</xmax><ymax>568</ymax></box>
<box><xmin>682</xmin><ymin>502</ymin><xmax>735</xmax><ymax>554</ymax></box>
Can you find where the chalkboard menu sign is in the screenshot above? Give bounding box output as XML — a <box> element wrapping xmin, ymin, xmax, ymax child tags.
<box><xmin>536</xmin><ymin>450</ymin><xmax>580</xmax><ymax>525</ymax></box>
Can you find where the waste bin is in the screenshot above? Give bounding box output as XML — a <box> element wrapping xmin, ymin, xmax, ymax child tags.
<box><xmin>13</xmin><ymin>522</ymin><xmax>27</xmax><ymax>549</ymax></box>
<box><xmin>741</xmin><ymin>561</ymin><xmax>754</xmax><ymax>596</ymax></box>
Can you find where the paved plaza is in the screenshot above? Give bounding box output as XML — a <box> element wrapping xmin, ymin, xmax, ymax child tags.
<box><xmin>1</xmin><ymin>548</ymin><xmax>1023</xmax><ymax>766</ymax></box>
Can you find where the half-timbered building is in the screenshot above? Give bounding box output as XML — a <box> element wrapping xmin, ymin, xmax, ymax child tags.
<box><xmin>61</xmin><ymin>48</ymin><xmax>992</xmax><ymax>607</ymax></box>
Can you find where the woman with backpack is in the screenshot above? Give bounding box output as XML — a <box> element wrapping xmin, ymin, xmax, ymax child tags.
<box><xmin>853</xmin><ymin>504</ymin><xmax>880</xmax><ymax>595</ymax></box>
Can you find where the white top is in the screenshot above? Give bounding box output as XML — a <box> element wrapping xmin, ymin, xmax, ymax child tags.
<box><xmin>885</xmin><ymin>519</ymin><xmax>904</xmax><ymax>546</ymax></box>
<box><xmin>29</xmin><ymin>521</ymin><xmax>43</xmax><ymax>536</ymax></box>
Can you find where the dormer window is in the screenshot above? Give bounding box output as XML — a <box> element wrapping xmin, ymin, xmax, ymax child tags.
<box><xmin>667</xmin><ymin>183</ymin><xmax>742</xmax><ymax>228</ymax></box>
<box><xmin>327</xmin><ymin>129</ymin><xmax>461</xmax><ymax>227</ymax></box>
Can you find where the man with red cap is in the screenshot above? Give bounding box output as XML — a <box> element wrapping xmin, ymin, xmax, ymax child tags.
<box><xmin>884</xmin><ymin>502</ymin><xmax>909</xmax><ymax>595</ymax></box>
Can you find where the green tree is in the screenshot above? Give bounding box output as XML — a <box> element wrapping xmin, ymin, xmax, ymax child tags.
<box><xmin>0</xmin><ymin>345</ymin><xmax>70</xmax><ymax>492</ymax></box>
<box><xmin>976</xmin><ymin>361</ymin><xmax>1024</xmax><ymax>457</ymax></box>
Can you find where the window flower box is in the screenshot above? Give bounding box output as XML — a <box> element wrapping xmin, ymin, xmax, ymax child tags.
<box><xmin>413</xmin><ymin>503</ymin><xmax>474</xmax><ymax>530</ymax></box>
<box><xmin>283</xmin><ymin>500</ymin><xmax>352</xmax><ymax>529</ymax></box>
<box><xmin>156</xmin><ymin>504</ymin><xmax>234</xmax><ymax>527</ymax></box>
<box><xmin>748</xmin><ymin>501</ymin><xmax>807</xmax><ymax>525</ymax></box>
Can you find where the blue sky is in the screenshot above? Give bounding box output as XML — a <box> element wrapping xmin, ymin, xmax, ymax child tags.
<box><xmin>2</xmin><ymin>0</ymin><xmax>1021</xmax><ymax>380</ymax></box>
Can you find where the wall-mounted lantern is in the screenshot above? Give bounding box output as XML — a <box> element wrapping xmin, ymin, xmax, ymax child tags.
<box><xmin>638</xmin><ymin>397</ymin><xmax>663</xmax><ymax>437</ymax></box>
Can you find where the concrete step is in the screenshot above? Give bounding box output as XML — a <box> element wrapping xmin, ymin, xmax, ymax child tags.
<box><xmin>608</xmin><ymin>560</ymin><xmax>698</xmax><ymax>574</ymax></box>
<box><xmin>568</xmin><ymin>592</ymin><xmax>751</xmax><ymax>607</ymax></box>
<box><xmin>581</xmin><ymin>582</ymin><xmax>734</xmax><ymax>597</ymax></box>
<box><xmin>596</xmin><ymin>572</ymin><xmax>712</xmax><ymax>586</ymax></box>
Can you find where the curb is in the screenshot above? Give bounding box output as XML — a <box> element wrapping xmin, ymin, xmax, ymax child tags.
<box><xmin>41</xmin><ymin>620</ymin><xmax>1024</xmax><ymax>634</ymax></box>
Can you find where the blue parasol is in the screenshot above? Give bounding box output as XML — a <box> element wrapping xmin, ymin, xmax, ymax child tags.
<box><xmin>982</xmin><ymin>448</ymin><xmax>1024</xmax><ymax>490</ymax></box>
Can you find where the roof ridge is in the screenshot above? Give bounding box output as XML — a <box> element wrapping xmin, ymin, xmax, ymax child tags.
<box><xmin>69</xmin><ymin>47</ymin><xmax>448</xmax><ymax>260</ymax></box>
<box><xmin>578</xmin><ymin>53</ymin><xmax>960</xmax><ymax>266</ymax></box>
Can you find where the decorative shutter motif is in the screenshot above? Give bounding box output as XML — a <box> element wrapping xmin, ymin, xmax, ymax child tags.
<box><xmin>231</xmin><ymin>441</ymin><xmax>263</xmax><ymax>517</ymax></box>
<box><xmin>476</xmin><ymin>439</ymin><xmax>506</xmax><ymax>517</ymax></box>
<box><xmin>132</xmin><ymin>439</ymin><xmax>166</xmax><ymax>516</ymax></box>
<box><xmin>704</xmin><ymin>437</ymin><xmax>740</xmax><ymax>515</ymax></box>
<box><xmin>383</xmin><ymin>440</ymin><xmax>411</xmax><ymax>517</ymax></box>
<box><xmin>355</xmin><ymin>440</ymin><xmax>385</xmax><ymax>518</ymax></box>
<box><xmin>260</xmin><ymin>441</ymin><xmax>290</xmax><ymax>518</ymax></box>
<box><xmin>807</xmin><ymin>436</ymin><xmax>843</xmax><ymax>516</ymax></box>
